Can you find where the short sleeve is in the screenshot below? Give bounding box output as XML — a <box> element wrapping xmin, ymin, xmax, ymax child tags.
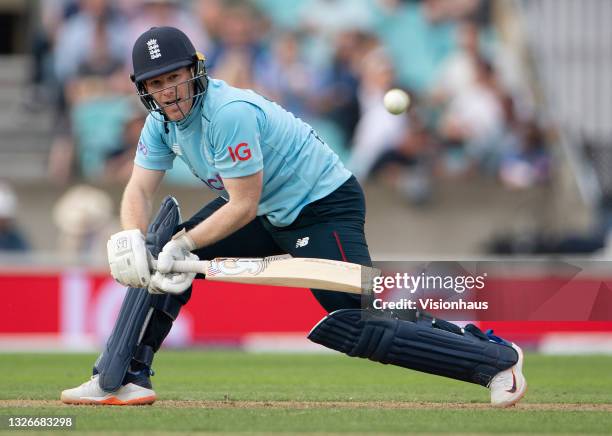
<box><xmin>210</xmin><ymin>102</ymin><xmax>264</xmax><ymax>178</ymax></box>
<box><xmin>134</xmin><ymin>115</ymin><xmax>175</xmax><ymax>171</ymax></box>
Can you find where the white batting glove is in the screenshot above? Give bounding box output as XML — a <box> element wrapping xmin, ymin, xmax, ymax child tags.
<box><xmin>148</xmin><ymin>252</ymin><xmax>199</xmax><ymax>295</ymax></box>
<box><xmin>107</xmin><ymin>229</ymin><xmax>151</xmax><ymax>288</ymax></box>
<box><xmin>155</xmin><ymin>231</ymin><xmax>197</xmax><ymax>274</ymax></box>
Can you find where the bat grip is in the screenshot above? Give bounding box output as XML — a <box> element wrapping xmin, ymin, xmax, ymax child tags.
<box><xmin>150</xmin><ymin>259</ymin><xmax>209</xmax><ymax>274</ymax></box>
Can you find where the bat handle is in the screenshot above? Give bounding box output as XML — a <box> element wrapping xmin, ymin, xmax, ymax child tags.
<box><xmin>149</xmin><ymin>258</ymin><xmax>209</xmax><ymax>274</ymax></box>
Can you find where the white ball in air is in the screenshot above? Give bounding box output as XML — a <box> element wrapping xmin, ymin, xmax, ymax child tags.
<box><xmin>383</xmin><ymin>88</ymin><xmax>410</xmax><ymax>115</ymax></box>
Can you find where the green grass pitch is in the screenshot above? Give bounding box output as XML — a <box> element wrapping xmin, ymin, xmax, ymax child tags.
<box><xmin>0</xmin><ymin>351</ymin><xmax>611</xmax><ymax>434</ymax></box>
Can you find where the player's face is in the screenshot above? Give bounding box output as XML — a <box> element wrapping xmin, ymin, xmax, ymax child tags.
<box><xmin>145</xmin><ymin>67</ymin><xmax>195</xmax><ymax>121</ymax></box>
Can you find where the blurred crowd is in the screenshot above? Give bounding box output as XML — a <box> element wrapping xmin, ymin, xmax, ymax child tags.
<box><xmin>0</xmin><ymin>182</ymin><xmax>29</xmax><ymax>252</ymax></box>
<box><xmin>26</xmin><ymin>0</ymin><xmax>550</xmax><ymax>205</ymax></box>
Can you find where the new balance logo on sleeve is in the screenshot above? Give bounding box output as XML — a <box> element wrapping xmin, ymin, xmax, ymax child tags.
<box><xmin>296</xmin><ymin>237</ymin><xmax>310</xmax><ymax>248</ymax></box>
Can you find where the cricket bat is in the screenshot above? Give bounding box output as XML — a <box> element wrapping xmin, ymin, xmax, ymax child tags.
<box><xmin>150</xmin><ymin>255</ymin><xmax>379</xmax><ymax>294</ymax></box>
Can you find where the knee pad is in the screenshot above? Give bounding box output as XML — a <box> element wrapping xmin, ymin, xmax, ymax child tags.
<box><xmin>308</xmin><ymin>309</ymin><xmax>518</xmax><ymax>387</ymax></box>
<box><xmin>94</xmin><ymin>196</ymin><xmax>188</xmax><ymax>392</ymax></box>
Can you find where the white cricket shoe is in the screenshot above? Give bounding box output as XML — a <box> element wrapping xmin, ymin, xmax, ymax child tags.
<box><xmin>489</xmin><ymin>343</ymin><xmax>527</xmax><ymax>407</ymax></box>
<box><xmin>61</xmin><ymin>375</ymin><xmax>156</xmax><ymax>406</ymax></box>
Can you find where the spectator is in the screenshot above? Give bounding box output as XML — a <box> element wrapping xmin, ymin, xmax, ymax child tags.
<box><xmin>429</xmin><ymin>19</ymin><xmax>482</xmax><ymax>105</ymax></box>
<box><xmin>370</xmin><ymin>109</ymin><xmax>437</xmax><ymax>205</ymax></box>
<box><xmin>206</xmin><ymin>0</ymin><xmax>269</xmax><ymax>89</ymax></box>
<box><xmin>373</xmin><ymin>0</ymin><xmax>457</xmax><ymax>93</ymax></box>
<box><xmin>194</xmin><ymin>0</ymin><xmax>226</xmax><ymax>47</ymax></box>
<box><xmin>48</xmin><ymin>0</ymin><xmax>128</xmax><ymax>185</ymax></box>
<box><xmin>347</xmin><ymin>46</ymin><xmax>406</xmax><ymax>181</ymax></box>
<box><xmin>499</xmin><ymin>121</ymin><xmax>551</xmax><ymax>190</ymax></box>
<box><xmin>52</xmin><ymin>184</ymin><xmax>118</xmax><ymax>260</ymax></box>
<box><xmin>0</xmin><ymin>183</ymin><xmax>30</xmax><ymax>252</ymax></box>
<box><xmin>102</xmin><ymin>98</ymin><xmax>148</xmax><ymax>184</ymax></box>
<box><xmin>253</xmin><ymin>0</ymin><xmax>307</xmax><ymax>30</ymax></box>
<box><xmin>127</xmin><ymin>0</ymin><xmax>210</xmax><ymax>61</ymax></box>
<box><xmin>300</xmin><ymin>0</ymin><xmax>372</xmax><ymax>36</ymax></box>
<box><xmin>53</xmin><ymin>0</ymin><xmax>127</xmax><ymax>86</ymax></box>
<box><xmin>49</xmin><ymin>12</ymin><xmax>132</xmax><ymax>182</ymax></box>
<box><xmin>26</xmin><ymin>0</ymin><xmax>79</xmax><ymax>111</ymax></box>
<box><xmin>312</xmin><ymin>30</ymin><xmax>366</xmax><ymax>147</ymax></box>
<box><xmin>422</xmin><ymin>0</ymin><xmax>484</xmax><ymax>24</ymax></box>
<box><xmin>253</xmin><ymin>31</ymin><xmax>322</xmax><ymax>119</ymax></box>
<box><xmin>298</xmin><ymin>0</ymin><xmax>373</xmax><ymax>68</ymax></box>
<box><xmin>437</xmin><ymin>58</ymin><xmax>505</xmax><ymax>177</ymax></box>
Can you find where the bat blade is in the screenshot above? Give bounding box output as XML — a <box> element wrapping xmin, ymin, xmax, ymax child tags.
<box><xmin>204</xmin><ymin>257</ymin><xmax>377</xmax><ymax>294</ymax></box>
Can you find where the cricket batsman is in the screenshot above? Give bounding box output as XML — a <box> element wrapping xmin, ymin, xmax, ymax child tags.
<box><xmin>61</xmin><ymin>27</ymin><xmax>526</xmax><ymax>407</ymax></box>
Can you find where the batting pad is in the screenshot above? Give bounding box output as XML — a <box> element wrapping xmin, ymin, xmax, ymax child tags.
<box><xmin>94</xmin><ymin>196</ymin><xmax>183</xmax><ymax>392</ymax></box>
<box><xmin>308</xmin><ymin>309</ymin><xmax>518</xmax><ymax>386</ymax></box>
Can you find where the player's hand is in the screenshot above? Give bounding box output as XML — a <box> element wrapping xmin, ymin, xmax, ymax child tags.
<box><xmin>107</xmin><ymin>229</ymin><xmax>151</xmax><ymax>288</ymax></box>
<box><xmin>155</xmin><ymin>231</ymin><xmax>197</xmax><ymax>274</ymax></box>
<box><xmin>148</xmin><ymin>252</ymin><xmax>199</xmax><ymax>294</ymax></box>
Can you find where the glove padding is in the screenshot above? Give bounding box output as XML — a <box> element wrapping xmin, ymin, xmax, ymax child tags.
<box><xmin>148</xmin><ymin>231</ymin><xmax>198</xmax><ymax>295</ymax></box>
<box><xmin>148</xmin><ymin>252</ymin><xmax>199</xmax><ymax>294</ymax></box>
<box><xmin>155</xmin><ymin>231</ymin><xmax>197</xmax><ymax>274</ymax></box>
<box><xmin>107</xmin><ymin>229</ymin><xmax>151</xmax><ymax>288</ymax></box>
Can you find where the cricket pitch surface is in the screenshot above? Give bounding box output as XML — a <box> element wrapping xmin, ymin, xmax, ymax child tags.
<box><xmin>1</xmin><ymin>351</ymin><xmax>611</xmax><ymax>434</ymax></box>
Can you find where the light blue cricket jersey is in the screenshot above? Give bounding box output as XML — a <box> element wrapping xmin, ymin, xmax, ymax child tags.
<box><xmin>135</xmin><ymin>78</ymin><xmax>352</xmax><ymax>227</ymax></box>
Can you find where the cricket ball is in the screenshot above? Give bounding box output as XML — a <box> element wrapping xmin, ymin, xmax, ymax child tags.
<box><xmin>383</xmin><ymin>88</ymin><xmax>410</xmax><ymax>115</ymax></box>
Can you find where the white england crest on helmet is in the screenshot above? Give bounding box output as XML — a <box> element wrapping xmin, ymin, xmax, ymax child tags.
<box><xmin>147</xmin><ymin>39</ymin><xmax>161</xmax><ymax>60</ymax></box>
